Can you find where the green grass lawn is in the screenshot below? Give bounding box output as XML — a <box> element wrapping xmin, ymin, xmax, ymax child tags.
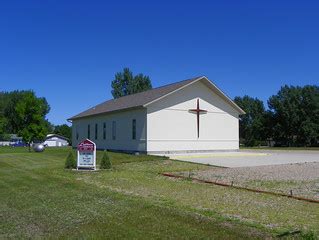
<box><xmin>0</xmin><ymin>147</ymin><xmax>318</xmax><ymax>239</ymax></box>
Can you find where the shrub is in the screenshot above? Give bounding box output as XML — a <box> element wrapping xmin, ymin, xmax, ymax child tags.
<box><xmin>100</xmin><ymin>151</ymin><xmax>112</xmax><ymax>169</ymax></box>
<box><xmin>65</xmin><ymin>151</ymin><xmax>76</xmax><ymax>169</ymax></box>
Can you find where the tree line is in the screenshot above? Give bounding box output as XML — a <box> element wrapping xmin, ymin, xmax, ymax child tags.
<box><xmin>1</xmin><ymin>68</ymin><xmax>317</xmax><ymax>149</ymax></box>
<box><xmin>234</xmin><ymin>85</ymin><xmax>319</xmax><ymax>147</ymax></box>
<box><xmin>112</xmin><ymin>68</ymin><xmax>319</xmax><ymax>147</ymax></box>
<box><xmin>0</xmin><ymin>90</ymin><xmax>71</xmax><ymax>149</ymax></box>
<box><xmin>0</xmin><ymin>68</ymin><xmax>150</xmax><ymax>149</ymax></box>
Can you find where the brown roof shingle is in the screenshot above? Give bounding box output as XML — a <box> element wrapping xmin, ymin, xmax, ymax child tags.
<box><xmin>68</xmin><ymin>76</ymin><xmax>203</xmax><ymax>120</ymax></box>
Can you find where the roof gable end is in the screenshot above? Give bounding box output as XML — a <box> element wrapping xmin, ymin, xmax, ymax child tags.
<box><xmin>68</xmin><ymin>76</ymin><xmax>244</xmax><ymax>120</ymax></box>
<box><xmin>144</xmin><ymin>76</ymin><xmax>245</xmax><ymax>114</ymax></box>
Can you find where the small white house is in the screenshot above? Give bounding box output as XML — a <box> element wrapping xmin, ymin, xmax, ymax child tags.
<box><xmin>44</xmin><ymin>134</ymin><xmax>69</xmax><ymax>147</ymax></box>
<box><xmin>68</xmin><ymin>76</ymin><xmax>245</xmax><ymax>154</ymax></box>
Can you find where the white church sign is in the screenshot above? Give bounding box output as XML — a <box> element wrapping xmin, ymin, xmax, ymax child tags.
<box><xmin>77</xmin><ymin>139</ymin><xmax>96</xmax><ymax>170</ymax></box>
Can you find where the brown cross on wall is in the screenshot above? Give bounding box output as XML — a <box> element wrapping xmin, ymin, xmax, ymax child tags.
<box><xmin>189</xmin><ymin>99</ymin><xmax>207</xmax><ymax>138</ymax></box>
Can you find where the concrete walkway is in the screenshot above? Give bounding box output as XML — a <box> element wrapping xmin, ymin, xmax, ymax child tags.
<box><xmin>164</xmin><ymin>150</ymin><xmax>319</xmax><ymax>168</ymax></box>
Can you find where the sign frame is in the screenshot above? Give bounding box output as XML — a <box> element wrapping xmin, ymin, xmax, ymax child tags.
<box><xmin>77</xmin><ymin>139</ymin><xmax>96</xmax><ymax>170</ymax></box>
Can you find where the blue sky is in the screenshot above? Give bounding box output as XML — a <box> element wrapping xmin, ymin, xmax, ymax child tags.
<box><xmin>1</xmin><ymin>1</ymin><xmax>318</xmax><ymax>125</ymax></box>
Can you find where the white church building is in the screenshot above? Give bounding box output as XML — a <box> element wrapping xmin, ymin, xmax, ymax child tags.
<box><xmin>68</xmin><ymin>76</ymin><xmax>245</xmax><ymax>154</ymax></box>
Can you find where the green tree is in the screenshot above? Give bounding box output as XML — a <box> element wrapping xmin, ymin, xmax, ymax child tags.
<box><xmin>268</xmin><ymin>85</ymin><xmax>319</xmax><ymax>146</ymax></box>
<box><xmin>0</xmin><ymin>90</ymin><xmax>54</xmax><ymax>146</ymax></box>
<box><xmin>268</xmin><ymin>85</ymin><xmax>302</xmax><ymax>146</ymax></box>
<box><xmin>54</xmin><ymin>124</ymin><xmax>71</xmax><ymax>143</ymax></box>
<box><xmin>111</xmin><ymin>68</ymin><xmax>152</xmax><ymax>98</ymax></box>
<box><xmin>234</xmin><ymin>96</ymin><xmax>267</xmax><ymax>146</ymax></box>
<box><xmin>100</xmin><ymin>151</ymin><xmax>112</xmax><ymax>169</ymax></box>
<box><xmin>299</xmin><ymin>86</ymin><xmax>319</xmax><ymax>146</ymax></box>
<box><xmin>15</xmin><ymin>91</ymin><xmax>51</xmax><ymax>151</ymax></box>
<box><xmin>4</xmin><ymin>90</ymin><xmax>30</xmax><ymax>133</ymax></box>
<box><xmin>0</xmin><ymin>91</ymin><xmax>9</xmax><ymax>141</ymax></box>
<box><xmin>0</xmin><ymin>116</ymin><xmax>8</xmax><ymax>140</ymax></box>
<box><xmin>0</xmin><ymin>91</ymin><xmax>10</xmax><ymax>137</ymax></box>
<box><xmin>45</xmin><ymin>121</ymin><xmax>54</xmax><ymax>134</ymax></box>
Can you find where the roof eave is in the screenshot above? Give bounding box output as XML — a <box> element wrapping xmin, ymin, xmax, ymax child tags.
<box><xmin>68</xmin><ymin>106</ymin><xmax>145</xmax><ymax>121</ymax></box>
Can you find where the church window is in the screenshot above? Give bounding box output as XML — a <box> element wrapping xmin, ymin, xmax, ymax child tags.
<box><xmin>112</xmin><ymin>121</ymin><xmax>116</xmax><ymax>140</ymax></box>
<box><xmin>132</xmin><ymin>119</ymin><xmax>136</xmax><ymax>140</ymax></box>
<box><xmin>103</xmin><ymin>122</ymin><xmax>106</xmax><ymax>140</ymax></box>
<box><xmin>95</xmin><ymin>123</ymin><xmax>98</xmax><ymax>140</ymax></box>
<box><xmin>76</xmin><ymin>126</ymin><xmax>79</xmax><ymax>140</ymax></box>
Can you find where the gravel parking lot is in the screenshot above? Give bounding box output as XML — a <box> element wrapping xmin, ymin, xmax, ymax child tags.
<box><xmin>194</xmin><ymin>162</ymin><xmax>319</xmax><ymax>181</ymax></box>
<box><xmin>179</xmin><ymin>161</ymin><xmax>319</xmax><ymax>200</ymax></box>
<box><xmin>168</xmin><ymin>150</ymin><xmax>319</xmax><ymax>167</ymax></box>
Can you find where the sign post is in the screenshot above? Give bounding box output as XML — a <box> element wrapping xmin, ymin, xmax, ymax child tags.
<box><xmin>77</xmin><ymin>139</ymin><xmax>96</xmax><ymax>170</ymax></box>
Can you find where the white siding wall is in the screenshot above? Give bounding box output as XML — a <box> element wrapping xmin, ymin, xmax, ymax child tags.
<box><xmin>72</xmin><ymin>108</ymin><xmax>147</xmax><ymax>152</ymax></box>
<box><xmin>146</xmin><ymin>81</ymin><xmax>239</xmax><ymax>153</ymax></box>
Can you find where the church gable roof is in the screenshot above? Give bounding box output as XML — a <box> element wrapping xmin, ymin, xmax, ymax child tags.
<box><xmin>68</xmin><ymin>76</ymin><xmax>244</xmax><ymax>120</ymax></box>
